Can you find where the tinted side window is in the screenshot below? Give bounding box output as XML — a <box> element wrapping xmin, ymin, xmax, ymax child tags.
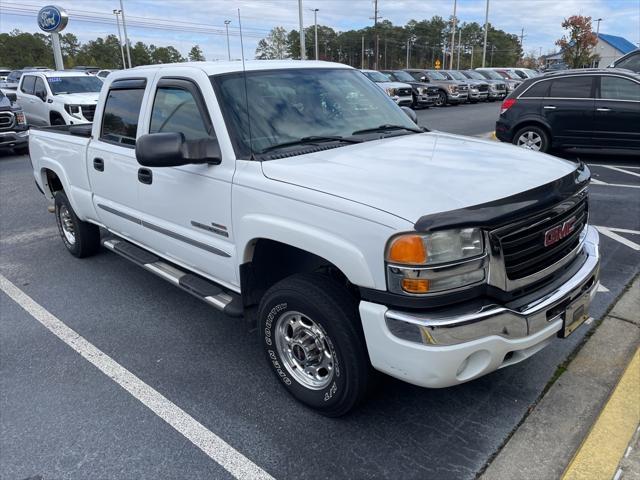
<box><xmin>616</xmin><ymin>54</ymin><xmax>640</xmax><ymax>72</ymax></box>
<box><xmin>21</xmin><ymin>75</ymin><xmax>36</xmax><ymax>94</ymax></box>
<box><xmin>548</xmin><ymin>76</ymin><xmax>593</xmax><ymax>98</ymax></box>
<box><xmin>100</xmin><ymin>88</ymin><xmax>145</xmax><ymax>147</ymax></box>
<box><xmin>520</xmin><ymin>80</ymin><xmax>549</xmax><ymax>97</ymax></box>
<box><xmin>150</xmin><ymin>87</ymin><xmax>213</xmax><ymax>140</ymax></box>
<box><xmin>34</xmin><ymin>77</ymin><xmax>47</xmax><ymax>96</ymax></box>
<box><xmin>600</xmin><ymin>76</ymin><xmax>640</xmax><ymax>101</ymax></box>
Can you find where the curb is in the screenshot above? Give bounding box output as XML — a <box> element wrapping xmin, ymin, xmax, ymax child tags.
<box><xmin>480</xmin><ymin>276</ymin><xmax>640</xmax><ymax>480</ymax></box>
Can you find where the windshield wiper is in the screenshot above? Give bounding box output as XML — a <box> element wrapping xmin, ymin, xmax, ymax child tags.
<box><xmin>259</xmin><ymin>135</ymin><xmax>362</xmax><ymax>154</ymax></box>
<box><xmin>351</xmin><ymin>124</ymin><xmax>423</xmax><ymax>136</ymax></box>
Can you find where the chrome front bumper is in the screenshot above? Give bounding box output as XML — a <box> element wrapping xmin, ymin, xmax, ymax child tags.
<box><xmin>384</xmin><ymin>225</ymin><xmax>600</xmax><ymax>346</ymax></box>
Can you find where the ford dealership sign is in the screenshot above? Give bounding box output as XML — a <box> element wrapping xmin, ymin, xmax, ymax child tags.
<box><xmin>37</xmin><ymin>5</ymin><xmax>68</xmax><ymax>33</ymax></box>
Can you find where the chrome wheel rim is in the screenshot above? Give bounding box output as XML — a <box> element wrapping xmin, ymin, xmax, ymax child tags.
<box><xmin>436</xmin><ymin>93</ymin><xmax>445</xmax><ymax>106</ymax></box>
<box><xmin>516</xmin><ymin>131</ymin><xmax>543</xmax><ymax>151</ymax></box>
<box><xmin>59</xmin><ymin>205</ymin><xmax>76</xmax><ymax>245</ymax></box>
<box><xmin>274</xmin><ymin>311</ymin><xmax>335</xmax><ymax>390</ymax></box>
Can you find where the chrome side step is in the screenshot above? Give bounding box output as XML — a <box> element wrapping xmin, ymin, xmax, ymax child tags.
<box><xmin>102</xmin><ymin>238</ymin><xmax>243</xmax><ymax>317</ymax></box>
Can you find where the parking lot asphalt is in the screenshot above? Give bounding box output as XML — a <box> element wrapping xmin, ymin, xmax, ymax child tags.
<box><xmin>1</xmin><ymin>106</ymin><xmax>639</xmax><ymax>479</ymax></box>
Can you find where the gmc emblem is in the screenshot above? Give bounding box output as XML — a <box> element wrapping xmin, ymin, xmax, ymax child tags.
<box><xmin>544</xmin><ymin>217</ymin><xmax>577</xmax><ymax>247</ymax></box>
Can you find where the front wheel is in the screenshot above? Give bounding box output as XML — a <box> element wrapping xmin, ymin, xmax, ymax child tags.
<box><xmin>259</xmin><ymin>273</ymin><xmax>371</xmax><ymax>417</ymax></box>
<box><xmin>512</xmin><ymin>125</ymin><xmax>550</xmax><ymax>153</ymax></box>
<box><xmin>435</xmin><ymin>91</ymin><xmax>447</xmax><ymax>107</ymax></box>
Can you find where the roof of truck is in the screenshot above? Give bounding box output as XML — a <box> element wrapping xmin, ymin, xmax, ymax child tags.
<box><xmin>133</xmin><ymin>60</ymin><xmax>352</xmax><ymax>75</ymax></box>
<box><xmin>22</xmin><ymin>70</ymin><xmax>94</xmax><ymax>78</ymax></box>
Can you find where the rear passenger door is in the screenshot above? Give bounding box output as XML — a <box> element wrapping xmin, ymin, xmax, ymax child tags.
<box><xmin>16</xmin><ymin>75</ymin><xmax>38</xmax><ymax>125</ymax></box>
<box><xmin>593</xmin><ymin>74</ymin><xmax>640</xmax><ymax>148</ymax></box>
<box><xmin>542</xmin><ymin>75</ymin><xmax>595</xmax><ymax>147</ymax></box>
<box><xmin>135</xmin><ymin>71</ymin><xmax>236</xmax><ymax>286</ymax></box>
<box><xmin>87</xmin><ymin>77</ymin><xmax>151</xmax><ymax>239</ymax></box>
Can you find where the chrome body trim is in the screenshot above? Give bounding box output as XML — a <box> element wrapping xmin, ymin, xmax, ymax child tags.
<box><xmin>384</xmin><ymin>226</ymin><xmax>599</xmax><ymax>346</ymax></box>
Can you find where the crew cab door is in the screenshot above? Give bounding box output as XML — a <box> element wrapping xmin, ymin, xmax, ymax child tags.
<box><xmin>16</xmin><ymin>75</ymin><xmax>39</xmax><ymax>125</ymax></box>
<box><xmin>87</xmin><ymin>77</ymin><xmax>151</xmax><ymax>239</ymax></box>
<box><xmin>542</xmin><ymin>75</ymin><xmax>595</xmax><ymax>147</ymax></box>
<box><xmin>135</xmin><ymin>70</ymin><xmax>236</xmax><ymax>286</ymax></box>
<box><xmin>593</xmin><ymin>74</ymin><xmax>640</xmax><ymax>148</ymax></box>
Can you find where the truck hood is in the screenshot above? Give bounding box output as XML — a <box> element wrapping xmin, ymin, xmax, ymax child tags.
<box><xmin>375</xmin><ymin>81</ymin><xmax>411</xmax><ymax>90</ymax></box>
<box><xmin>53</xmin><ymin>92</ymin><xmax>99</xmax><ymax>105</ymax></box>
<box><xmin>261</xmin><ymin>132</ymin><xmax>579</xmax><ymax>225</ymax></box>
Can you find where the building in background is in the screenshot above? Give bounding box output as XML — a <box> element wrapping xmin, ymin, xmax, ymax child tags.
<box><xmin>543</xmin><ymin>33</ymin><xmax>637</xmax><ymax>69</ymax></box>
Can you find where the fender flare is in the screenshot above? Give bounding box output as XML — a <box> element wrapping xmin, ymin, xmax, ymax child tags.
<box><xmin>239</xmin><ymin>213</ymin><xmax>377</xmax><ymax>288</ymax></box>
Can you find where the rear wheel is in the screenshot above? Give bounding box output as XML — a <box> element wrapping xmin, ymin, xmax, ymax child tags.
<box><xmin>512</xmin><ymin>125</ymin><xmax>550</xmax><ymax>153</ymax></box>
<box><xmin>54</xmin><ymin>191</ymin><xmax>101</xmax><ymax>257</ymax></box>
<box><xmin>259</xmin><ymin>273</ymin><xmax>371</xmax><ymax>417</ymax></box>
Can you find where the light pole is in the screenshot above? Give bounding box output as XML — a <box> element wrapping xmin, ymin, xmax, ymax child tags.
<box><xmin>594</xmin><ymin>18</ymin><xmax>602</xmax><ymax>67</ymax></box>
<box><xmin>457</xmin><ymin>28</ymin><xmax>462</xmax><ymax>69</ymax></box>
<box><xmin>298</xmin><ymin>0</ymin><xmax>306</xmax><ymax>60</ymax></box>
<box><xmin>450</xmin><ymin>0</ymin><xmax>457</xmax><ymax>69</ymax></box>
<box><xmin>119</xmin><ymin>0</ymin><xmax>132</xmax><ymax>68</ymax></box>
<box><xmin>482</xmin><ymin>0</ymin><xmax>490</xmax><ymax>67</ymax></box>
<box><xmin>224</xmin><ymin>20</ymin><xmax>231</xmax><ymax>60</ymax></box>
<box><xmin>311</xmin><ymin>8</ymin><xmax>319</xmax><ymax>60</ymax></box>
<box><xmin>113</xmin><ymin>10</ymin><xmax>126</xmax><ymax>69</ymax></box>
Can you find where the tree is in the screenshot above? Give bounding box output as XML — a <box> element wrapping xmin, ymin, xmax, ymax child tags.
<box><xmin>131</xmin><ymin>41</ymin><xmax>152</xmax><ymax>67</ymax></box>
<box><xmin>255</xmin><ymin>27</ymin><xmax>290</xmax><ymax>59</ymax></box>
<box><xmin>556</xmin><ymin>15</ymin><xmax>598</xmax><ymax>68</ymax></box>
<box><xmin>151</xmin><ymin>45</ymin><xmax>184</xmax><ymax>64</ymax></box>
<box><xmin>188</xmin><ymin>45</ymin><xmax>205</xmax><ymax>61</ymax></box>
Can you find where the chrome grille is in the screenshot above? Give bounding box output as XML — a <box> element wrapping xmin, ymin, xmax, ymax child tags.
<box><xmin>478</xmin><ymin>84</ymin><xmax>488</xmax><ymax>92</ymax></box>
<box><xmin>458</xmin><ymin>84</ymin><xmax>469</xmax><ymax>91</ymax></box>
<box><xmin>81</xmin><ymin>105</ymin><xmax>96</xmax><ymax>121</ymax></box>
<box><xmin>398</xmin><ymin>87</ymin><xmax>412</xmax><ymax>96</ymax></box>
<box><xmin>0</xmin><ymin>112</ymin><xmax>14</xmax><ymax>130</ymax></box>
<box><xmin>494</xmin><ymin>195</ymin><xmax>588</xmax><ymax>280</ymax></box>
<box><xmin>497</xmin><ymin>83</ymin><xmax>506</xmax><ymax>90</ymax></box>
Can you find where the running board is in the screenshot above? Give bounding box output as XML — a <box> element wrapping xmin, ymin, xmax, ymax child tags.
<box><xmin>102</xmin><ymin>238</ymin><xmax>243</xmax><ymax>317</ymax></box>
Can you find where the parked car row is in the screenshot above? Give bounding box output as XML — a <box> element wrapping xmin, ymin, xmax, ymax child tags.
<box><xmin>358</xmin><ymin>67</ymin><xmax>526</xmax><ymax>107</ymax></box>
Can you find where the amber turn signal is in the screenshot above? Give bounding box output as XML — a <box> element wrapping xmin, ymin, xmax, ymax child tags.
<box><xmin>387</xmin><ymin>235</ymin><xmax>427</xmax><ymax>265</ymax></box>
<box><xmin>401</xmin><ymin>278</ymin><xmax>430</xmax><ymax>293</ymax></box>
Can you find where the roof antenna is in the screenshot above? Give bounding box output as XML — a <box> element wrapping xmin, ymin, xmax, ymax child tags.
<box><xmin>238</xmin><ymin>8</ymin><xmax>255</xmax><ymax>160</ymax></box>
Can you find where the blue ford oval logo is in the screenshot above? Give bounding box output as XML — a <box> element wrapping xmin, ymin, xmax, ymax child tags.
<box><xmin>38</xmin><ymin>5</ymin><xmax>68</xmax><ymax>33</ymax></box>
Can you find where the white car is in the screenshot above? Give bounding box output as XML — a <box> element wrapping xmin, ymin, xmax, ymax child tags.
<box><xmin>16</xmin><ymin>71</ymin><xmax>102</xmax><ymax>126</ymax></box>
<box><xmin>360</xmin><ymin>69</ymin><xmax>414</xmax><ymax>107</ymax></box>
<box><xmin>28</xmin><ymin>60</ymin><xmax>600</xmax><ymax>416</ymax></box>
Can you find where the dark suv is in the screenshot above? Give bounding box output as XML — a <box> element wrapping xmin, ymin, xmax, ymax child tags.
<box><xmin>496</xmin><ymin>69</ymin><xmax>640</xmax><ymax>152</ymax></box>
<box><xmin>0</xmin><ymin>89</ymin><xmax>29</xmax><ymax>154</ymax></box>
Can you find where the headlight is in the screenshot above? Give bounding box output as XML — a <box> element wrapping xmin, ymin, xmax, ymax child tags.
<box><xmin>64</xmin><ymin>104</ymin><xmax>83</xmax><ymax>119</ymax></box>
<box><xmin>15</xmin><ymin>111</ymin><xmax>26</xmax><ymax>125</ymax></box>
<box><xmin>385</xmin><ymin>87</ymin><xmax>398</xmax><ymax>96</ymax></box>
<box><xmin>385</xmin><ymin>229</ymin><xmax>486</xmax><ymax>294</ymax></box>
<box><xmin>447</xmin><ymin>85</ymin><xmax>458</xmax><ymax>93</ymax></box>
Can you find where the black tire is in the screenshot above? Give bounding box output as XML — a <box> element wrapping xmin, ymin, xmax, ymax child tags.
<box><xmin>435</xmin><ymin>91</ymin><xmax>447</xmax><ymax>107</ymax></box>
<box><xmin>51</xmin><ymin>114</ymin><xmax>66</xmax><ymax>126</ymax></box>
<box><xmin>259</xmin><ymin>273</ymin><xmax>371</xmax><ymax>417</ymax></box>
<box><xmin>512</xmin><ymin>125</ymin><xmax>550</xmax><ymax>153</ymax></box>
<box><xmin>14</xmin><ymin>146</ymin><xmax>29</xmax><ymax>155</ymax></box>
<box><xmin>54</xmin><ymin>191</ymin><xmax>100</xmax><ymax>258</ymax></box>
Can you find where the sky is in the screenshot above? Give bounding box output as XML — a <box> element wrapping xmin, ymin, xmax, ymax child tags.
<box><xmin>1</xmin><ymin>0</ymin><xmax>639</xmax><ymax>61</ymax></box>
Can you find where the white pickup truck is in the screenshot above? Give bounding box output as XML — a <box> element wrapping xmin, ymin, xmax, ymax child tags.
<box><xmin>29</xmin><ymin>60</ymin><xmax>600</xmax><ymax>416</ymax></box>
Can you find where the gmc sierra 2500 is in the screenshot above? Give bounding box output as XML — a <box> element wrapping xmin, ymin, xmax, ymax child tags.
<box><xmin>29</xmin><ymin>61</ymin><xmax>600</xmax><ymax>416</ymax></box>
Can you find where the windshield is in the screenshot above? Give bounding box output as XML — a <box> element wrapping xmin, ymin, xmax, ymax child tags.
<box><xmin>47</xmin><ymin>76</ymin><xmax>103</xmax><ymax>94</ymax></box>
<box><xmin>500</xmin><ymin>70</ymin><xmax>520</xmax><ymax>80</ymax></box>
<box><xmin>447</xmin><ymin>71</ymin><xmax>466</xmax><ymax>81</ymax></box>
<box><xmin>463</xmin><ymin>70</ymin><xmax>486</xmax><ymax>80</ymax></box>
<box><xmin>426</xmin><ymin>71</ymin><xmax>446</xmax><ymax>80</ymax></box>
<box><xmin>362</xmin><ymin>70</ymin><xmax>390</xmax><ymax>83</ymax></box>
<box><xmin>391</xmin><ymin>71</ymin><xmax>415</xmax><ymax>82</ymax></box>
<box><xmin>212</xmin><ymin>68</ymin><xmax>419</xmax><ymax>159</ymax></box>
<box><xmin>478</xmin><ymin>70</ymin><xmax>503</xmax><ymax>80</ymax></box>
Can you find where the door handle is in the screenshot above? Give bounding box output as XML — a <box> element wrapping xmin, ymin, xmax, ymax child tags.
<box><xmin>93</xmin><ymin>158</ymin><xmax>104</xmax><ymax>172</ymax></box>
<box><xmin>543</xmin><ymin>105</ymin><xmax>556</xmax><ymax>110</ymax></box>
<box><xmin>596</xmin><ymin>107</ymin><xmax>611</xmax><ymax>112</ymax></box>
<box><xmin>138</xmin><ymin>168</ymin><xmax>153</xmax><ymax>185</ymax></box>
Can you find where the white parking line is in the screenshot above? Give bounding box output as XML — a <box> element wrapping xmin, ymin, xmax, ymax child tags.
<box><xmin>601</xmin><ymin>165</ymin><xmax>640</xmax><ymax>178</ymax></box>
<box><xmin>0</xmin><ymin>274</ymin><xmax>274</xmax><ymax>480</ymax></box>
<box><xmin>587</xmin><ymin>164</ymin><xmax>640</xmax><ymax>170</ymax></box>
<box><xmin>595</xmin><ymin>227</ymin><xmax>640</xmax><ymax>251</ymax></box>
<box><xmin>589</xmin><ymin>180</ymin><xmax>640</xmax><ymax>189</ymax></box>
